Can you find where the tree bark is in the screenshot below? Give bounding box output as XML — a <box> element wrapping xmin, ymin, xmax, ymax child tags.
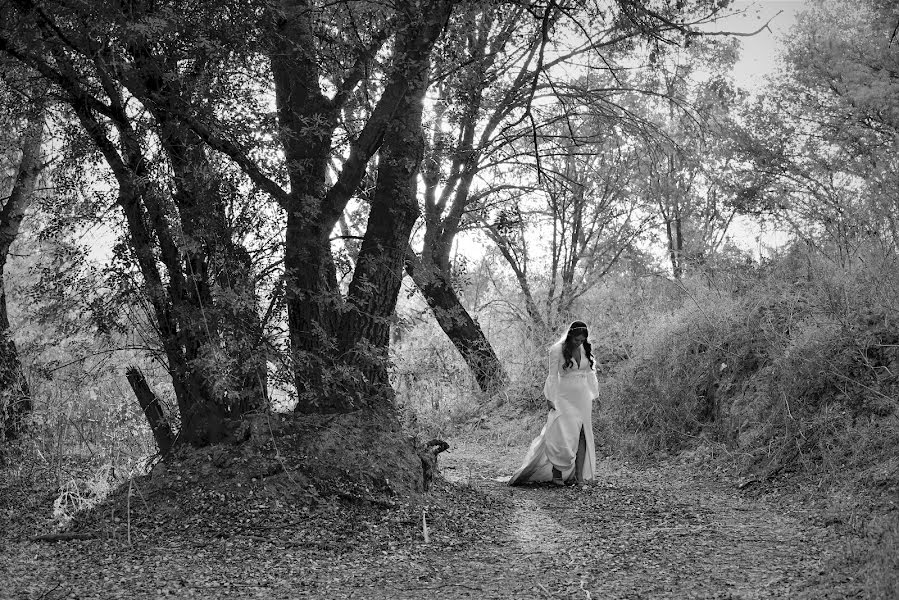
<box><xmin>405</xmin><ymin>252</ymin><xmax>506</xmax><ymax>392</ymax></box>
<box><xmin>0</xmin><ymin>102</ymin><xmax>42</xmax><ymax>444</ymax></box>
<box><xmin>65</xmin><ymin>84</ymin><xmax>228</xmax><ymax>446</ymax></box>
<box><xmin>0</xmin><ymin>284</ymin><xmax>29</xmax><ymax>444</ymax></box>
<box><xmin>124</xmin><ymin>38</ymin><xmax>269</xmax><ymax>416</ymax></box>
<box><xmin>125</xmin><ymin>367</ymin><xmax>175</xmax><ymax>457</ymax></box>
<box><xmin>160</xmin><ymin>129</ymin><xmax>268</xmax><ymax>416</ymax></box>
<box><xmin>216</xmin><ymin>241</ymin><xmax>269</xmax><ymax>415</ymax></box>
<box><xmin>270</xmin><ymin>0</ymin><xmax>347</xmax><ymax>410</ymax></box>
<box><xmin>103</xmin><ymin>39</ymin><xmax>270</xmax><ymax>436</ymax></box>
<box><xmin>338</xmin><ymin>9</ymin><xmax>443</xmax><ymax>399</ymax></box>
<box><xmin>667</xmin><ymin>215</ymin><xmax>684</xmax><ymax>279</ymax></box>
<box><xmin>270</xmin><ymin>0</ymin><xmax>455</xmax><ymax>411</ymax></box>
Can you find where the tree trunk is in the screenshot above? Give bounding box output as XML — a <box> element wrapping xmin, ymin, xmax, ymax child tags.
<box><xmin>0</xmin><ymin>103</ymin><xmax>42</xmax><ymax>444</ymax></box>
<box><xmin>485</xmin><ymin>226</ymin><xmax>548</xmax><ymax>333</ymax></box>
<box><xmin>285</xmin><ymin>222</ymin><xmax>341</xmax><ymax>412</ymax></box>
<box><xmin>66</xmin><ymin>87</ymin><xmax>228</xmax><ymax>446</ymax></box>
<box><xmin>272</xmin><ymin>0</ymin><xmax>455</xmax><ymax>412</ymax></box>
<box><xmin>674</xmin><ymin>216</ymin><xmax>684</xmax><ymax>278</ymax></box>
<box><xmin>407</xmin><ymin>5</ymin><xmax>527</xmax><ymax>390</ymax></box>
<box><xmin>126</xmin><ymin>367</ymin><xmax>175</xmax><ymax>457</ymax></box>
<box><xmin>269</xmin><ymin>0</ymin><xmax>342</xmax><ymax>411</ymax></box>
<box><xmin>338</xmin><ymin>17</ymin><xmax>434</xmax><ymax>400</ymax></box>
<box><xmin>666</xmin><ymin>216</ymin><xmax>684</xmax><ymax>279</ymax></box>
<box><xmin>0</xmin><ymin>283</ymin><xmax>30</xmax><ymax>444</ymax></box>
<box><xmin>216</xmin><ymin>241</ymin><xmax>268</xmax><ymax>415</ymax></box>
<box><xmin>113</xmin><ymin>142</ymin><xmax>227</xmax><ymax>446</ymax></box>
<box><xmin>130</xmin><ymin>46</ymin><xmax>270</xmax><ymax>417</ymax></box>
<box><xmin>163</xmin><ymin>134</ymin><xmax>268</xmax><ymax>416</ymax></box>
<box><xmin>115</xmin><ymin>56</ymin><xmax>270</xmax><ymax>438</ymax></box>
<box><xmin>405</xmin><ymin>253</ymin><xmax>506</xmax><ymax>392</ymax></box>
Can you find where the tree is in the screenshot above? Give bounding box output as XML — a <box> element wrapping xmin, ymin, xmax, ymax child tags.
<box><xmin>626</xmin><ymin>38</ymin><xmax>746</xmax><ymax>277</ymax></box>
<box><xmin>410</xmin><ymin>0</ymin><xmax>738</xmax><ymax>381</ymax></box>
<box><xmin>405</xmin><ymin>2</ymin><xmax>535</xmax><ymax>392</ymax></box>
<box><xmin>0</xmin><ymin>0</ymin><xmax>275</xmax><ymax>444</ymax></box>
<box><xmin>0</xmin><ymin>0</ymin><xmax>743</xmax><ymax>477</ymax></box>
<box><xmin>0</xmin><ymin>73</ymin><xmax>44</xmax><ymax>445</ymax></box>
<box><xmin>482</xmin><ymin>120</ymin><xmax>650</xmax><ymax>330</ymax></box>
<box><xmin>0</xmin><ymin>0</ymin><xmax>456</xmax><ymax>462</ymax></box>
<box><xmin>467</xmin><ymin>27</ymin><xmax>746</xmax><ymax>329</ymax></box>
<box><xmin>731</xmin><ymin>0</ymin><xmax>899</xmax><ymax>260</ymax></box>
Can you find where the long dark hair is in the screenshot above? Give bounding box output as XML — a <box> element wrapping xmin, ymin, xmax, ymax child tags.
<box><xmin>562</xmin><ymin>320</ymin><xmax>594</xmax><ymax>369</ymax></box>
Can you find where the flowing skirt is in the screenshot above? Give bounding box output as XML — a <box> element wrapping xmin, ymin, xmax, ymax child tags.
<box><xmin>508</xmin><ymin>373</ymin><xmax>596</xmax><ymax>485</ymax></box>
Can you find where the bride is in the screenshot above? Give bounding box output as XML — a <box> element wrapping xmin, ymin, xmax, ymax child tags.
<box><xmin>509</xmin><ymin>321</ymin><xmax>599</xmax><ymax>487</ymax></box>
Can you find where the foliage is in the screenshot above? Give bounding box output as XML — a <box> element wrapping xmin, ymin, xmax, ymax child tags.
<box><xmin>597</xmin><ymin>243</ymin><xmax>898</xmax><ymax>485</ymax></box>
<box><xmin>3</xmin><ymin>9</ymin><xmax>899</xmax><ymax>594</ymax></box>
<box><xmin>733</xmin><ymin>0</ymin><xmax>899</xmax><ymax>259</ymax></box>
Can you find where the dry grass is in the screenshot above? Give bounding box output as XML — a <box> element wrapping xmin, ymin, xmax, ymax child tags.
<box><xmin>395</xmin><ymin>244</ymin><xmax>899</xmax><ymax>598</ymax></box>
<box><xmin>590</xmin><ymin>247</ymin><xmax>899</xmax><ymax>486</ymax></box>
<box><xmin>391</xmin><ymin>313</ymin><xmax>548</xmax><ymax>442</ymax></box>
<box><xmin>396</xmin><ymin>245</ymin><xmax>899</xmax><ymax>486</ymax></box>
<box><xmin>2</xmin><ymin>350</ymin><xmax>167</xmax><ymax>535</ymax></box>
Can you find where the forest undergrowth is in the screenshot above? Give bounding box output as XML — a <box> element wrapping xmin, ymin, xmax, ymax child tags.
<box><xmin>400</xmin><ymin>246</ymin><xmax>899</xmax><ymax>491</ymax></box>
<box><xmin>1</xmin><ymin>245</ymin><xmax>897</xmax><ymax>598</ymax></box>
<box><xmin>394</xmin><ymin>243</ymin><xmax>899</xmax><ymax>598</ymax></box>
<box><xmin>3</xmin><ymin>401</ymin><xmax>893</xmax><ymax>599</ymax></box>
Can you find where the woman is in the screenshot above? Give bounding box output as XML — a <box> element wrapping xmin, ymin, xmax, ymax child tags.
<box><xmin>509</xmin><ymin>321</ymin><xmax>599</xmax><ymax>487</ymax></box>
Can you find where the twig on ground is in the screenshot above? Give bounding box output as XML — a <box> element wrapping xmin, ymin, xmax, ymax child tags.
<box><xmin>580</xmin><ymin>580</ymin><xmax>593</xmax><ymax>599</ymax></box>
<box><xmin>110</xmin><ymin>494</ymin><xmax>115</xmax><ymax>541</ymax></box>
<box><xmin>130</xmin><ymin>477</ymin><xmax>151</xmax><ymax>512</ymax></box>
<box><xmin>126</xmin><ymin>479</ymin><xmax>132</xmax><ymax>546</ymax></box>
<box><xmin>233</xmin><ymin>534</ymin><xmax>331</xmax><ymax>549</ymax></box>
<box><xmin>397</xmin><ymin>583</ymin><xmax>486</xmax><ymax>592</ymax></box>
<box><xmin>265</xmin><ymin>412</ymin><xmax>298</xmax><ymax>486</ymax></box>
<box><xmin>36</xmin><ymin>580</ymin><xmax>65</xmax><ymax>600</ymax></box>
<box><xmin>31</xmin><ymin>532</ymin><xmax>99</xmax><ymax>542</ymax></box>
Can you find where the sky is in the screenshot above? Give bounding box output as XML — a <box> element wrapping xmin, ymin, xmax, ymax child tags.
<box><xmin>691</xmin><ymin>1</ymin><xmax>809</xmax><ymax>256</ymax></box>
<box><xmin>446</xmin><ymin>3</ymin><xmax>811</xmax><ymax>267</ymax></box>
<box><xmin>712</xmin><ymin>0</ymin><xmax>808</xmax><ymax>93</ymax></box>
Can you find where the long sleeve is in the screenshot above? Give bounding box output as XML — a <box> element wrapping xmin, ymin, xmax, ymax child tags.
<box><xmin>587</xmin><ymin>366</ymin><xmax>599</xmax><ymax>399</ymax></box>
<box><xmin>543</xmin><ymin>344</ymin><xmax>562</xmax><ymax>402</ymax></box>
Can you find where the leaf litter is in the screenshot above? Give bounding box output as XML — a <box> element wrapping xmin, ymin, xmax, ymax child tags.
<box><xmin>1</xmin><ymin>434</ymin><xmax>894</xmax><ymax>599</ymax></box>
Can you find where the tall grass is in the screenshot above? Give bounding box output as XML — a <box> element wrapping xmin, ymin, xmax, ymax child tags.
<box><xmin>394</xmin><ymin>242</ymin><xmax>899</xmax><ymax>491</ymax></box>
<box><xmin>2</xmin><ymin>310</ymin><xmax>162</xmax><ymax>525</ymax></box>
<box><xmin>391</xmin><ymin>295</ymin><xmax>549</xmax><ymax>444</ymax></box>
<box><xmin>595</xmin><ymin>244</ymin><xmax>899</xmax><ymax>485</ymax></box>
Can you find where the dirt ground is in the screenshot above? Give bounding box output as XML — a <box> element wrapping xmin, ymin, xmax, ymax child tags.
<box><xmin>0</xmin><ymin>435</ymin><xmax>886</xmax><ymax>599</ymax></box>
<box><xmin>437</xmin><ymin>440</ymin><xmax>846</xmax><ymax>600</ymax></box>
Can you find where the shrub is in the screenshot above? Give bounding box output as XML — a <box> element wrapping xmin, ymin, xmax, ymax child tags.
<box><xmin>601</xmin><ymin>243</ymin><xmax>899</xmax><ymax>484</ymax></box>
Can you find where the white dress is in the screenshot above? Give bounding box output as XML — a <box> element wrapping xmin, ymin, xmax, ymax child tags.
<box><xmin>508</xmin><ymin>341</ymin><xmax>599</xmax><ymax>485</ymax></box>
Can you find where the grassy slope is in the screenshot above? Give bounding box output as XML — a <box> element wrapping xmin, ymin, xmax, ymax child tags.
<box><xmin>398</xmin><ymin>245</ymin><xmax>899</xmax><ymax>598</ymax></box>
<box><xmin>598</xmin><ymin>251</ymin><xmax>899</xmax><ymax>492</ymax></box>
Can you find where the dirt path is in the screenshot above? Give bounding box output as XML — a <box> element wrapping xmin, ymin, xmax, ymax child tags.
<box><xmin>1</xmin><ymin>437</ymin><xmax>860</xmax><ymax>599</ymax></box>
<box><xmin>414</xmin><ymin>439</ymin><xmax>840</xmax><ymax>600</ymax></box>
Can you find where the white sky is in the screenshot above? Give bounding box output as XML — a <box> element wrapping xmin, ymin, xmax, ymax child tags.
<box><xmin>453</xmin><ymin>3</ymin><xmax>809</xmax><ymax>264</ymax></box>
<box><xmin>710</xmin><ymin>0</ymin><xmax>807</xmax><ymax>93</ymax></box>
<box><xmin>691</xmin><ymin>1</ymin><xmax>808</xmax><ymax>257</ymax></box>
